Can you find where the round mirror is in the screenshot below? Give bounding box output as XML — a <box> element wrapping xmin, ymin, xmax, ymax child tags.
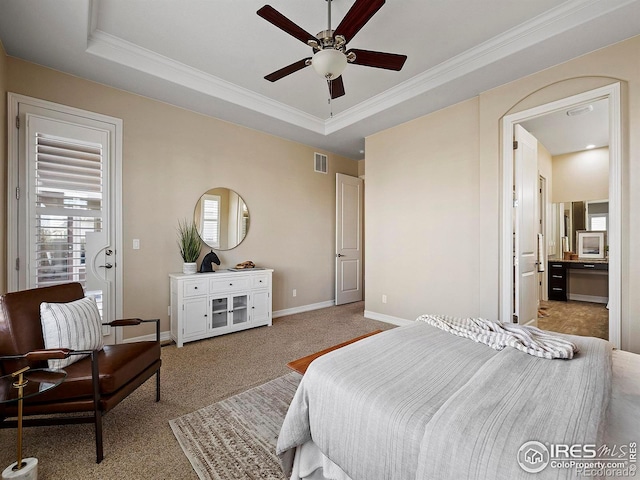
<box><xmin>194</xmin><ymin>188</ymin><xmax>249</xmax><ymax>250</ymax></box>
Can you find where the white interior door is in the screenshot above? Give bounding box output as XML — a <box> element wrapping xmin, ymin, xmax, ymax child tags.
<box><xmin>335</xmin><ymin>173</ymin><xmax>363</xmax><ymax>305</ymax></box>
<box><xmin>514</xmin><ymin>124</ymin><xmax>539</xmax><ymax>326</ymax></box>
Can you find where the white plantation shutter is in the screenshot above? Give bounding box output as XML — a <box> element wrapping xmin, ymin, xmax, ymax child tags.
<box><xmin>241</xmin><ymin>202</ymin><xmax>248</xmax><ymax>239</ymax></box>
<box><xmin>32</xmin><ymin>132</ymin><xmax>103</xmax><ymax>288</ymax></box>
<box><xmin>201</xmin><ymin>195</ymin><xmax>220</xmax><ymax>248</ymax></box>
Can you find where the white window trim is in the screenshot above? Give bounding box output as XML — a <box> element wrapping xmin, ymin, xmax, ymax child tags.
<box><xmin>7</xmin><ymin>94</ymin><xmax>123</xmax><ymax>338</ymax></box>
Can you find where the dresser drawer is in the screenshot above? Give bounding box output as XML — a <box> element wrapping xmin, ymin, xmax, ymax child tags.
<box><xmin>252</xmin><ymin>273</ymin><xmax>270</xmax><ymax>289</ymax></box>
<box><xmin>548</xmin><ymin>285</ymin><xmax>567</xmax><ymax>301</ymax></box>
<box><xmin>549</xmin><ymin>272</ymin><xmax>565</xmax><ymax>281</ymax></box>
<box><xmin>549</xmin><ymin>277</ymin><xmax>566</xmax><ymax>288</ymax></box>
<box><xmin>571</xmin><ymin>262</ymin><xmax>608</xmax><ymax>271</ymax></box>
<box><xmin>210</xmin><ymin>277</ymin><xmax>251</xmax><ymax>293</ymax></box>
<box><xmin>183</xmin><ymin>279</ymin><xmax>208</xmax><ymax>297</ymax></box>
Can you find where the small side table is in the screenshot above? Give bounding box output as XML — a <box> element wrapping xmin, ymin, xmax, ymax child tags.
<box><xmin>0</xmin><ymin>368</ymin><xmax>66</xmax><ymax>480</ymax></box>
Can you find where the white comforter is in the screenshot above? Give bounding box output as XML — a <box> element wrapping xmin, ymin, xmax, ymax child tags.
<box><xmin>277</xmin><ymin>322</ymin><xmax>612</xmax><ymax>480</ymax></box>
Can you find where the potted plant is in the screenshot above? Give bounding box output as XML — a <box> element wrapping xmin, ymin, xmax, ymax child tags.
<box><xmin>177</xmin><ymin>219</ymin><xmax>201</xmax><ymax>274</ymax></box>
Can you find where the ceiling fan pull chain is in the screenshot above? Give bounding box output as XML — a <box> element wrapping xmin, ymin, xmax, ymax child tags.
<box><xmin>328</xmin><ymin>77</ymin><xmax>333</xmax><ymax>118</ymax></box>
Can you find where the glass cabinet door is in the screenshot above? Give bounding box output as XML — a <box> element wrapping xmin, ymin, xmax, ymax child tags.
<box><xmin>231</xmin><ymin>294</ymin><xmax>248</xmax><ymax>325</ymax></box>
<box><xmin>210</xmin><ymin>296</ymin><xmax>229</xmax><ymax>330</ymax></box>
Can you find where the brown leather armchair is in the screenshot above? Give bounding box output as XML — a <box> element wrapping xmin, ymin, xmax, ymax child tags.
<box><xmin>0</xmin><ymin>282</ymin><xmax>161</xmax><ymax>463</ymax></box>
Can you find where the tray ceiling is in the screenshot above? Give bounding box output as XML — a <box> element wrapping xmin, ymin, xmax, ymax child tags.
<box><xmin>1</xmin><ymin>0</ymin><xmax>639</xmax><ymax>159</ymax></box>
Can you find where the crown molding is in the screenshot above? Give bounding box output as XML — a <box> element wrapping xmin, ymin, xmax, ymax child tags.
<box><xmin>85</xmin><ymin>0</ymin><xmax>634</xmax><ymax>137</ymax></box>
<box><xmin>325</xmin><ymin>0</ymin><xmax>636</xmax><ymax>133</ymax></box>
<box><xmin>86</xmin><ymin>29</ymin><xmax>326</xmax><ymax>134</ymax></box>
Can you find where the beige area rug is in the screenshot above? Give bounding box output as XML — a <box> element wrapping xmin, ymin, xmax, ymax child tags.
<box><xmin>170</xmin><ymin>372</ymin><xmax>302</xmax><ymax>480</ymax></box>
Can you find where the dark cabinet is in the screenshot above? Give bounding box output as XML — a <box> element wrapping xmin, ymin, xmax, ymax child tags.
<box><xmin>547</xmin><ymin>260</ymin><xmax>609</xmax><ymax>302</ymax></box>
<box><xmin>548</xmin><ymin>261</ymin><xmax>568</xmax><ymax>301</ymax></box>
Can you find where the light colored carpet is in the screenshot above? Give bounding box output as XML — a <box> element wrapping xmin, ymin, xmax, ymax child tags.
<box><xmin>0</xmin><ymin>301</ymin><xmax>392</xmax><ymax>479</ymax></box>
<box><xmin>537</xmin><ymin>300</ymin><xmax>608</xmax><ymax>340</ymax></box>
<box><xmin>170</xmin><ymin>372</ymin><xmax>301</xmax><ymax>480</ymax></box>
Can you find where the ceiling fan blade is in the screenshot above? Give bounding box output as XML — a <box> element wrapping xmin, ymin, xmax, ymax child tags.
<box><xmin>257</xmin><ymin>5</ymin><xmax>318</xmax><ymax>45</ymax></box>
<box><xmin>334</xmin><ymin>0</ymin><xmax>385</xmax><ymax>43</ymax></box>
<box><xmin>347</xmin><ymin>49</ymin><xmax>407</xmax><ymax>71</ymax></box>
<box><xmin>265</xmin><ymin>58</ymin><xmax>312</xmax><ymax>82</ymax></box>
<box><xmin>329</xmin><ymin>76</ymin><xmax>346</xmax><ymax>99</ymax></box>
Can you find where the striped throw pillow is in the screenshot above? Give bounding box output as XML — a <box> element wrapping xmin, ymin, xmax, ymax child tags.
<box><xmin>40</xmin><ymin>296</ymin><xmax>104</xmax><ymax>369</ymax></box>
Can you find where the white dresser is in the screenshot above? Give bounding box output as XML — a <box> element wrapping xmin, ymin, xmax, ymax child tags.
<box><xmin>169</xmin><ymin>269</ymin><xmax>273</xmax><ymax>347</ymax></box>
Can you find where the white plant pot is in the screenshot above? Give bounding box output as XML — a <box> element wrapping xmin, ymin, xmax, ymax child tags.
<box><xmin>183</xmin><ymin>262</ymin><xmax>197</xmax><ymax>275</ymax></box>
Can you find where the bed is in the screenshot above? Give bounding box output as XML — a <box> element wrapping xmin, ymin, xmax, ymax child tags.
<box><xmin>277</xmin><ymin>320</ymin><xmax>640</xmax><ymax>480</ymax></box>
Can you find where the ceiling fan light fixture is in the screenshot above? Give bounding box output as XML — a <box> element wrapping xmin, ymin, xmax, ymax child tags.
<box><xmin>312</xmin><ymin>49</ymin><xmax>347</xmax><ymax>79</ymax></box>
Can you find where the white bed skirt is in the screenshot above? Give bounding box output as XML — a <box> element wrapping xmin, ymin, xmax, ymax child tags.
<box><xmin>291</xmin><ymin>441</ymin><xmax>352</xmax><ymax>480</ymax></box>
<box><xmin>290</xmin><ymin>349</ymin><xmax>640</xmax><ymax>480</ymax></box>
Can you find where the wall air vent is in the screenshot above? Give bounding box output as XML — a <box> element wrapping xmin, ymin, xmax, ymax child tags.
<box><xmin>314</xmin><ymin>152</ymin><xmax>328</xmax><ymax>174</ymax></box>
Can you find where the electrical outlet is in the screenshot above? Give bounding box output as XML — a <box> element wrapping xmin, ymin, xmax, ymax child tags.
<box><xmin>293</xmin><ymin>289</ymin><xmax>297</xmax><ymax>297</ymax></box>
<box><xmin>382</xmin><ymin>294</ymin><xmax>387</xmax><ymax>304</ymax></box>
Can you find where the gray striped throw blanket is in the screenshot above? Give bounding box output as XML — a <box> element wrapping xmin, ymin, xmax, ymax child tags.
<box><xmin>417</xmin><ymin>314</ymin><xmax>578</xmax><ymax>359</ymax></box>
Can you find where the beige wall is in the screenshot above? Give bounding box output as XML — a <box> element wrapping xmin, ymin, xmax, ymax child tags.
<box><xmin>2</xmin><ymin>56</ymin><xmax>357</xmax><ymax>338</ymax></box>
<box><xmin>538</xmin><ymin>141</ymin><xmax>553</xmax><ymax>200</ymax></box>
<box><xmin>0</xmin><ymin>41</ymin><xmax>7</xmax><ymax>294</ymax></box>
<box><xmin>366</xmin><ymin>35</ymin><xmax>640</xmax><ymax>353</ymax></box>
<box><xmin>366</xmin><ymin>98</ymin><xmax>481</xmax><ymax>320</ymax></box>
<box><xmin>536</xmin><ymin>141</ymin><xmax>553</xmax><ymax>293</ymax></box>
<box><xmin>552</xmin><ymin>147</ymin><xmax>609</xmax><ymax>203</ymax></box>
<box><xmin>357</xmin><ymin>159</ymin><xmax>365</xmax><ymax>177</ymax></box>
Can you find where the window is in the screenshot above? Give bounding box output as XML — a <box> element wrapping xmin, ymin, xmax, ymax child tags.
<box><xmin>200</xmin><ymin>194</ymin><xmax>221</xmax><ymax>248</ymax></box>
<box><xmin>33</xmin><ymin>133</ymin><xmax>103</xmax><ymax>288</ymax></box>
<box><xmin>586</xmin><ymin>200</ymin><xmax>608</xmax><ymax>233</ymax></box>
<box><xmin>589</xmin><ymin>215</ymin><xmax>607</xmax><ymax>231</ymax></box>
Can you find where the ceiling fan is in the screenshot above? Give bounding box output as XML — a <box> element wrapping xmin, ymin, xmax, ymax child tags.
<box><xmin>257</xmin><ymin>0</ymin><xmax>407</xmax><ymax>99</ymax></box>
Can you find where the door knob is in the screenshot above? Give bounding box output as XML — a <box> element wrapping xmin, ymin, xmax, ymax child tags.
<box><xmin>105</xmin><ymin>249</ymin><xmax>113</xmax><ymax>256</ymax></box>
<box><xmin>99</xmin><ymin>263</ymin><xmax>113</xmax><ymax>269</ymax></box>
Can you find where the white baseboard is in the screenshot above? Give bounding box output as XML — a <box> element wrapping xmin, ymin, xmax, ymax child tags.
<box><xmin>122</xmin><ymin>331</ymin><xmax>172</xmax><ymax>344</ymax></box>
<box><xmin>123</xmin><ymin>300</ymin><xmax>344</xmax><ymax>343</ymax></box>
<box><xmin>567</xmin><ymin>294</ymin><xmax>609</xmax><ymax>304</ymax></box>
<box><xmin>273</xmin><ymin>300</ymin><xmax>336</xmax><ymax>319</ymax></box>
<box><xmin>364</xmin><ymin>310</ymin><xmax>413</xmax><ymax>327</ymax></box>
<box><xmin>132</xmin><ymin>302</ymin><xmax>409</xmax><ymax>343</ymax></box>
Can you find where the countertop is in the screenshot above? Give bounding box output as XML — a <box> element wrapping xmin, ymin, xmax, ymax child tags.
<box><xmin>548</xmin><ymin>257</ymin><xmax>609</xmax><ymax>264</ymax></box>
